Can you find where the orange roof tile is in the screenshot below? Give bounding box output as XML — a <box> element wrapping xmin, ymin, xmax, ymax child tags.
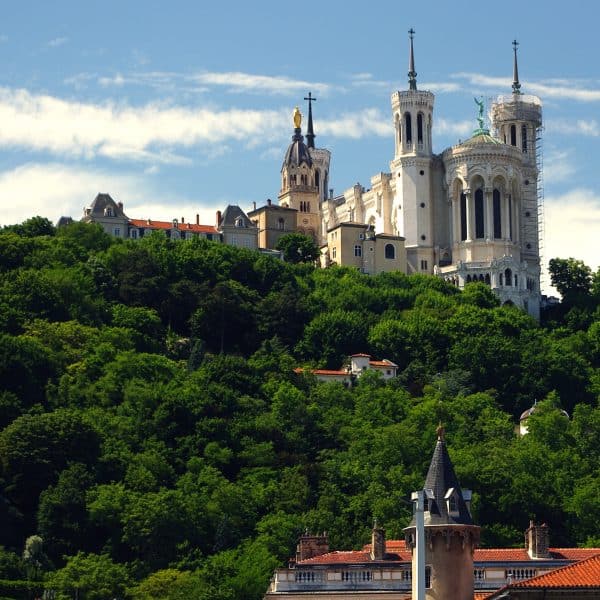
<box><xmin>294</xmin><ymin>368</ymin><xmax>349</xmax><ymax>376</ymax></box>
<box><xmin>129</xmin><ymin>218</ymin><xmax>218</xmax><ymax>234</ymax></box>
<box><xmin>475</xmin><ymin>548</ymin><xmax>600</xmax><ymax>562</ymax></box>
<box><xmin>369</xmin><ymin>360</ymin><xmax>398</xmax><ymax>368</ymax></box>
<box><xmin>299</xmin><ymin>550</ymin><xmax>410</xmax><ymax>565</ymax></box>
<box><xmin>511</xmin><ymin>553</ymin><xmax>600</xmax><ymax>588</ymax></box>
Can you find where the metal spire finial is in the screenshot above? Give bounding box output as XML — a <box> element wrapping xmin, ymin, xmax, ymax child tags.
<box><xmin>408</xmin><ymin>28</ymin><xmax>417</xmax><ymax>91</ymax></box>
<box><xmin>304</xmin><ymin>92</ymin><xmax>317</xmax><ymax>149</ymax></box>
<box><xmin>512</xmin><ymin>39</ymin><xmax>522</xmax><ymax>95</ymax></box>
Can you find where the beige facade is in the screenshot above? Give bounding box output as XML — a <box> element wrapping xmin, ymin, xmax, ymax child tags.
<box><xmin>248</xmin><ymin>201</ymin><xmax>298</xmax><ymax>250</ymax></box>
<box><xmin>323</xmin><ymin>222</ymin><xmax>406</xmax><ymax>275</ymax></box>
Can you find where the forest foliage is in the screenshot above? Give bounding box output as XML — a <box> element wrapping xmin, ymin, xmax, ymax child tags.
<box><xmin>1</xmin><ymin>217</ymin><xmax>600</xmax><ymax>599</ymax></box>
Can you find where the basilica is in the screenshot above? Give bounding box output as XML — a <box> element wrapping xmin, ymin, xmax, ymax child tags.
<box><xmin>264</xmin><ymin>33</ymin><xmax>543</xmax><ymax>319</ymax></box>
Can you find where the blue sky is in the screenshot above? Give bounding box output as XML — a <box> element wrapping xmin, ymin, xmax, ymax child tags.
<box><xmin>1</xmin><ymin>0</ymin><xmax>599</xmax><ymax>290</ymax></box>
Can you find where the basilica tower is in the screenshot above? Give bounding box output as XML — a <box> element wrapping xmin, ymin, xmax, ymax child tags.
<box><xmin>278</xmin><ymin>107</ymin><xmax>321</xmax><ymax>243</ymax></box>
<box><xmin>390</xmin><ymin>30</ymin><xmax>437</xmax><ymax>273</ymax></box>
<box><xmin>405</xmin><ymin>428</ymin><xmax>480</xmax><ymax>600</ymax></box>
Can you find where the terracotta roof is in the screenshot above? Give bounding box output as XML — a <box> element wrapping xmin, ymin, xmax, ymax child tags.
<box><xmin>369</xmin><ymin>360</ymin><xmax>398</xmax><ymax>368</ymax></box>
<box><xmin>511</xmin><ymin>553</ymin><xmax>600</xmax><ymax>588</ymax></box>
<box><xmin>129</xmin><ymin>219</ymin><xmax>218</xmax><ymax>234</ymax></box>
<box><xmin>351</xmin><ymin>353</ymin><xmax>371</xmax><ymax>357</ymax></box>
<box><xmin>485</xmin><ymin>554</ymin><xmax>600</xmax><ymax>597</ymax></box>
<box><xmin>294</xmin><ymin>368</ymin><xmax>349</xmax><ymax>377</ymax></box>
<box><xmin>475</xmin><ymin>548</ymin><xmax>600</xmax><ymax>562</ymax></box>
<box><xmin>299</xmin><ymin>550</ymin><xmax>411</xmax><ymax>565</ymax></box>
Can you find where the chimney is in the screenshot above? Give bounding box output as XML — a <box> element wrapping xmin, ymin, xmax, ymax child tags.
<box><xmin>196</xmin><ymin>214</ymin><xmax>200</xmax><ymax>225</ymax></box>
<box><xmin>525</xmin><ymin>521</ymin><xmax>550</xmax><ymax>558</ymax></box>
<box><xmin>267</xmin><ymin>198</ymin><xmax>272</xmax><ymax>206</ymax></box>
<box><xmin>295</xmin><ymin>531</ymin><xmax>329</xmax><ymax>563</ymax></box>
<box><xmin>253</xmin><ymin>201</ymin><xmax>257</xmax><ymax>210</ymax></box>
<box><xmin>370</xmin><ymin>521</ymin><xmax>386</xmax><ymax>561</ymax></box>
<box><xmin>329</xmin><ymin>188</ymin><xmax>334</xmax><ymax>199</ymax></box>
<box><xmin>216</xmin><ymin>210</ymin><xmax>222</xmax><ymax>226</ymax></box>
<box><xmin>181</xmin><ymin>217</ymin><xmax>185</xmax><ymax>224</ymax></box>
<box><xmin>117</xmin><ymin>201</ymin><xmax>123</xmax><ymax>210</ymax></box>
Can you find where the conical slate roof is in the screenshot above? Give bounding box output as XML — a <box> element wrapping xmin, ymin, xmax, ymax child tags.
<box><xmin>283</xmin><ymin>128</ymin><xmax>312</xmax><ymax>168</ymax></box>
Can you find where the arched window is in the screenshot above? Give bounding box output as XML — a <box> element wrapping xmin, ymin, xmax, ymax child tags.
<box><xmin>510</xmin><ymin>124</ymin><xmax>517</xmax><ymax>146</ymax></box>
<box><xmin>315</xmin><ymin>170</ymin><xmax>320</xmax><ymax>189</ymax></box>
<box><xmin>499</xmin><ymin>273</ymin><xmax>503</xmax><ymax>286</ymax></box>
<box><xmin>417</xmin><ymin>113</ymin><xmax>424</xmax><ymax>144</ymax></box>
<box><xmin>475</xmin><ymin>189</ymin><xmax>484</xmax><ymax>239</ymax></box>
<box><xmin>405</xmin><ymin>113</ymin><xmax>412</xmax><ymax>145</ymax></box>
<box><xmin>466</xmin><ymin>275</ymin><xmax>472</xmax><ymax>283</ymax></box>
<box><xmin>485</xmin><ymin>273</ymin><xmax>491</xmax><ymax>285</ymax></box>
<box><xmin>508</xmin><ymin>195</ymin><xmax>513</xmax><ymax>240</ymax></box>
<box><xmin>493</xmin><ymin>189</ymin><xmax>502</xmax><ymax>238</ymax></box>
<box><xmin>235</xmin><ymin>217</ymin><xmax>243</xmax><ymax>227</ymax></box>
<box><xmin>505</xmin><ymin>268</ymin><xmax>512</xmax><ymax>286</ymax></box>
<box><xmin>460</xmin><ymin>192</ymin><xmax>467</xmax><ymax>241</ymax></box>
<box><xmin>384</xmin><ymin>244</ymin><xmax>395</xmax><ymax>260</ymax></box>
<box><xmin>521</xmin><ymin>125</ymin><xmax>528</xmax><ymax>153</ymax></box>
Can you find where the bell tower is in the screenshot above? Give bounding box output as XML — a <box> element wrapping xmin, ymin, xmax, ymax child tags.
<box><xmin>405</xmin><ymin>427</ymin><xmax>480</xmax><ymax>600</ymax></box>
<box><xmin>390</xmin><ymin>29</ymin><xmax>436</xmax><ymax>273</ymax></box>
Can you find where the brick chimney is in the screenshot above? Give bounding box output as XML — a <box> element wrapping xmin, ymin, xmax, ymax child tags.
<box><xmin>196</xmin><ymin>214</ymin><xmax>200</xmax><ymax>225</ymax></box>
<box><xmin>370</xmin><ymin>521</ymin><xmax>386</xmax><ymax>561</ymax></box>
<box><xmin>216</xmin><ymin>210</ymin><xmax>222</xmax><ymax>226</ymax></box>
<box><xmin>295</xmin><ymin>531</ymin><xmax>329</xmax><ymax>562</ymax></box>
<box><xmin>525</xmin><ymin>521</ymin><xmax>550</xmax><ymax>558</ymax></box>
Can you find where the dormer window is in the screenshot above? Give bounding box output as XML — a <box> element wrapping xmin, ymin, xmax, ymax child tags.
<box><xmin>445</xmin><ymin>488</ymin><xmax>459</xmax><ymax>515</ymax></box>
<box><xmin>104</xmin><ymin>207</ymin><xmax>113</xmax><ymax>217</ymax></box>
<box><xmin>235</xmin><ymin>217</ymin><xmax>244</xmax><ymax>228</ymax></box>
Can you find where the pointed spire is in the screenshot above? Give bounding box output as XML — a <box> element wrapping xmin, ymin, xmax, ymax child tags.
<box><xmin>304</xmin><ymin>92</ymin><xmax>316</xmax><ymax>149</ymax></box>
<box><xmin>512</xmin><ymin>39</ymin><xmax>522</xmax><ymax>95</ymax></box>
<box><xmin>422</xmin><ymin>432</ymin><xmax>474</xmax><ymax>525</ymax></box>
<box><xmin>408</xmin><ymin>28</ymin><xmax>417</xmax><ymax>91</ymax></box>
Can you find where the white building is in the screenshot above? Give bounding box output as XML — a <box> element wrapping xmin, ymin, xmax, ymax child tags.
<box><xmin>320</xmin><ymin>34</ymin><xmax>542</xmax><ymax>318</ymax></box>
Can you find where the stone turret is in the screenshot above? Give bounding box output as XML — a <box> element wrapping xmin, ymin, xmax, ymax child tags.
<box><xmin>405</xmin><ymin>427</ymin><xmax>480</xmax><ymax>600</ymax></box>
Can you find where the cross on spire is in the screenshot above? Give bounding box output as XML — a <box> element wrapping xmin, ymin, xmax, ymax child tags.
<box><xmin>408</xmin><ymin>28</ymin><xmax>417</xmax><ymax>91</ymax></box>
<box><xmin>512</xmin><ymin>39</ymin><xmax>521</xmax><ymax>95</ymax></box>
<box><xmin>304</xmin><ymin>91</ymin><xmax>317</xmax><ymax>148</ymax></box>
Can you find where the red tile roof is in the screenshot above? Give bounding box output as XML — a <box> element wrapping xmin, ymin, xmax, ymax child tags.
<box><xmin>293</xmin><ymin>368</ymin><xmax>349</xmax><ymax>376</ymax></box>
<box><xmin>369</xmin><ymin>360</ymin><xmax>398</xmax><ymax>368</ymax></box>
<box><xmin>129</xmin><ymin>218</ymin><xmax>218</xmax><ymax>234</ymax></box>
<box><xmin>297</xmin><ymin>540</ymin><xmax>600</xmax><ymax>567</ymax></box>
<box><xmin>511</xmin><ymin>553</ymin><xmax>600</xmax><ymax>588</ymax></box>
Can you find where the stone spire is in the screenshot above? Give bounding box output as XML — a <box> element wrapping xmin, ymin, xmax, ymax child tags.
<box><xmin>408</xmin><ymin>28</ymin><xmax>417</xmax><ymax>91</ymax></box>
<box><xmin>304</xmin><ymin>92</ymin><xmax>316</xmax><ymax>149</ymax></box>
<box><xmin>512</xmin><ymin>39</ymin><xmax>522</xmax><ymax>95</ymax></box>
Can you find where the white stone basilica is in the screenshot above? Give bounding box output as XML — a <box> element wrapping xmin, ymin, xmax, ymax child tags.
<box><xmin>318</xmin><ymin>34</ymin><xmax>542</xmax><ymax>318</ymax></box>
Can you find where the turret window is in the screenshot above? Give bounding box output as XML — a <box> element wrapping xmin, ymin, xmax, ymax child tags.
<box><xmin>417</xmin><ymin>113</ymin><xmax>424</xmax><ymax>144</ymax></box>
<box><xmin>475</xmin><ymin>189</ymin><xmax>484</xmax><ymax>239</ymax></box>
<box><xmin>493</xmin><ymin>189</ymin><xmax>502</xmax><ymax>238</ymax></box>
<box><xmin>385</xmin><ymin>244</ymin><xmax>396</xmax><ymax>260</ymax></box>
<box><xmin>315</xmin><ymin>170</ymin><xmax>320</xmax><ymax>189</ymax></box>
<box><xmin>460</xmin><ymin>192</ymin><xmax>467</xmax><ymax>241</ymax></box>
<box><xmin>505</xmin><ymin>268</ymin><xmax>512</xmax><ymax>286</ymax></box>
<box><xmin>510</xmin><ymin>124</ymin><xmax>517</xmax><ymax>146</ymax></box>
<box><xmin>405</xmin><ymin>113</ymin><xmax>412</xmax><ymax>145</ymax></box>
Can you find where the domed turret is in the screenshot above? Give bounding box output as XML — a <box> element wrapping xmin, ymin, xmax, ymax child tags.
<box><xmin>283</xmin><ymin>107</ymin><xmax>312</xmax><ymax>168</ymax></box>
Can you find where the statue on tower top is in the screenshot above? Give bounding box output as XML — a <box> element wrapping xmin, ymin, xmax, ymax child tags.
<box><xmin>293</xmin><ymin>106</ymin><xmax>302</xmax><ymax>130</ymax></box>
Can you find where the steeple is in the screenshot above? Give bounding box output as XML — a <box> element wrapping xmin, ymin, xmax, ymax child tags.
<box><xmin>408</xmin><ymin>28</ymin><xmax>417</xmax><ymax>91</ymax></box>
<box><xmin>512</xmin><ymin>39</ymin><xmax>522</xmax><ymax>95</ymax></box>
<box><xmin>304</xmin><ymin>92</ymin><xmax>316</xmax><ymax>149</ymax></box>
<box><xmin>422</xmin><ymin>426</ymin><xmax>474</xmax><ymax>526</ymax></box>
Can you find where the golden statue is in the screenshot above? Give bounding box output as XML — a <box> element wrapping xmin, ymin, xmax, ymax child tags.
<box><xmin>293</xmin><ymin>106</ymin><xmax>302</xmax><ymax>129</ymax></box>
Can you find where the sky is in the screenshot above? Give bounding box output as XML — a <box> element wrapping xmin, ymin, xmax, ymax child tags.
<box><xmin>1</xmin><ymin>0</ymin><xmax>599</xmax><ymax>293</ymax></box>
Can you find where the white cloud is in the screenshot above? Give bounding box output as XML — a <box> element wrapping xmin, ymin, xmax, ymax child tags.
<box><xmin>542</xmin><ymin>150</ymin><xmax>577</xmax><ymax>184</ymax></box>
<box><xmin>546</xmin><ymin>119</ymin><xmax>600</xmax><ymax>137</ymax></box>
<box><xmin>435</xmin><ymin>118</ymin><xmax>473</xmax><ymax>138</ymax></box>
<box><xmin>0</xmin><ymin>162</ymin><xmax>219</xmax><ymax>227</ymax></box>
<box><xmin>543</xmin><ymin>188</ymin><xmax>600</xmax><ymax>293</ymax></box>
<box><xmin>0</xmin><ymin>86</ymin><xmax>287</xmax><ymax>163</ymax></box>
<box><xmin>318</xmin><ymin>108</ymin><xmax>392</xmax><ymax>138</ymax></box>
<box><xmin>453</xmin><ymin>72</ymin><xmax>600</xmax><ymax>102</ymax></box>
<box><xmin>48</xmin><ymin>36</ymin><xmax>68</xmax><ymax>48</ymax></box>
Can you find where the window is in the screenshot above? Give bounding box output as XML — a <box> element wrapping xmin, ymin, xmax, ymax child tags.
<box><xmin>384</xmin><ymin>244</ymin><xmax>395</xmax><ymax>260</ymax></box>
<box><xmin>510</xmin><ymin>124</ymin><xmax>517</xmax><ymax>146</ymax></box>
<box><xmin>417</xmin><ymin>113</ymin><xmax>424</xmax><ymax>143</ymax></box>
<box><xmin>315</xmin><ymin>170</ymin><xmax>320</xmax><ymax>189</ymax></box>
<box><xmin>354</xmin><ymin>245</ymin><xmax>362</xmax><ymax>257</ymax></box>
<box><xmin>508</xmin><ymin>195</ymin><xmax>513</xmax><ymax>240</ymax></box>
<box><xmin>475</xmin><ymin>189</ymin><xmax>484</xmax><ymax>238</ymax></box>
<box><xmin>235</xmin><ymin>217</ymin><xmax>244</xmax><ymax>228</ymax></box>
<box><xmin>113</xmin><ymin>227</ymin><xmax>121</xmax><ymax>237</ymax></box>
<box><xmin>332</xmin><ymin>247</ymin><xmax>337</xmax><ymax>259</ymax></box>
<box><xmin>521</xmin><ymin>124</ymin><xmax>528</xmax><ymax>153</ymax></box>
<box><xmin>278</xmin><ymin>218</ymin><xmax>285</xmax><ymax>230</ymax></box>
<box><xmin>493</xmin><ymin>189</ymin><xmax>502</xmax><ymax>238</ymax></box>
<box><xmin>448</xmin><ymin>495</ymin><xmax>457</xmax><ymax>513</ymax></box>
<box><xmin>460</xmin><ymin>192</ymin><xmax>467</xmax><ymax>241</ymax></box>
<box><xmin>405</xmin><ymin>113</ymin><xmax>412</xmax><ymax>144</ymax></box>
<box><xmin>104</xmin><ymin>206</ymin><xmax>113</xmax><ymax>217</ymax></box>
<box><xmin>421</xmin><ymin>259</ymin><xmax>428</xmax><ymax>271</ymax></box>
<box><xmin>505</xmin><ymin>268</ymin><xmax>512</xmax><ymax>286</ymax></box>
<box><xmin>425</xmin><ymin>566</ymin><xmax>432</xmax><ymax>589</ymax></box>
<box><xmin>130</xmin><ymin>229</ymin><xmax>138</xmax><ymax>239</ymax></box>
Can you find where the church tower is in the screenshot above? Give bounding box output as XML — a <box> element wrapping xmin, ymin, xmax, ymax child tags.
<box><xmin>390</xmin><ymin>30</ymin><xmax>436</xmax><ymax>273</ymax></box>
<box><xmin>405</xmin><ymin>427</ymin><xmax>480</xmax><ymax>600</ymax></box>
<box><xmin>490</xmin><ymin>41</ymin><xmax>543</xmax><ymax>306</ymax></box>
<box><xmin>278</xmin><ymin>107</ymin><xmax>322</xmax><ymax>244</ymax></box>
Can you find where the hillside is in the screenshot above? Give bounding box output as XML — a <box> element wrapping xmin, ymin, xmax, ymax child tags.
<box><xmin>0</xmin><ymin>218</ymin><xmax>599</xmax><ymax>600</ymax></box>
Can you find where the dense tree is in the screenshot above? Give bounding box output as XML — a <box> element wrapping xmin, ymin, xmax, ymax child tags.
<box><xmin>275</xmin><ymin>232</ymin><xmax>320</xmax><ymax>264</ymax></box>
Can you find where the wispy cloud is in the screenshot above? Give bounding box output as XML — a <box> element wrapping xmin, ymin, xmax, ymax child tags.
<box><xmin>318</xmin><ymin>108</ymin><xmax>392</xmax><ymax>138</ymax></box>
<box><xmin>48</xmin><ymin>36</ymin><xmax>69</xmax><ymax>48</ymax></box>
<box><xmin>0</xmin><ymin>162</ymin><xmax>221</xmax><ymax>227</ymax></box>
<box><xmin>543</xmin><ymin>149</ymin><xmax>577</xmax><ymax>184</ymax></box>
<box><xmin>546</xmin><ymin>119</ymin><xmax>600</xmax><ymax>137</ymax></box>
<box><xmin>453</xmin><ymin>72</ymin><xmax>600</xmax><ymax>102</ymax></box>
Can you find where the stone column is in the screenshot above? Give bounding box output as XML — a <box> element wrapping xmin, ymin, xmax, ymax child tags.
<box><xmin>465</xmin><ymin>189</ymin><xmax>473</xmax><ymax>242</ymax></box>
<box><xmin>485</xmin><ymin>188</ymin><xmax>493</xmax><ymax>240</ymax></box>
<box><xmin>503</xmin><ymin>193</ymin><xmax>511</xmax><ymax>241</ymax></box>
